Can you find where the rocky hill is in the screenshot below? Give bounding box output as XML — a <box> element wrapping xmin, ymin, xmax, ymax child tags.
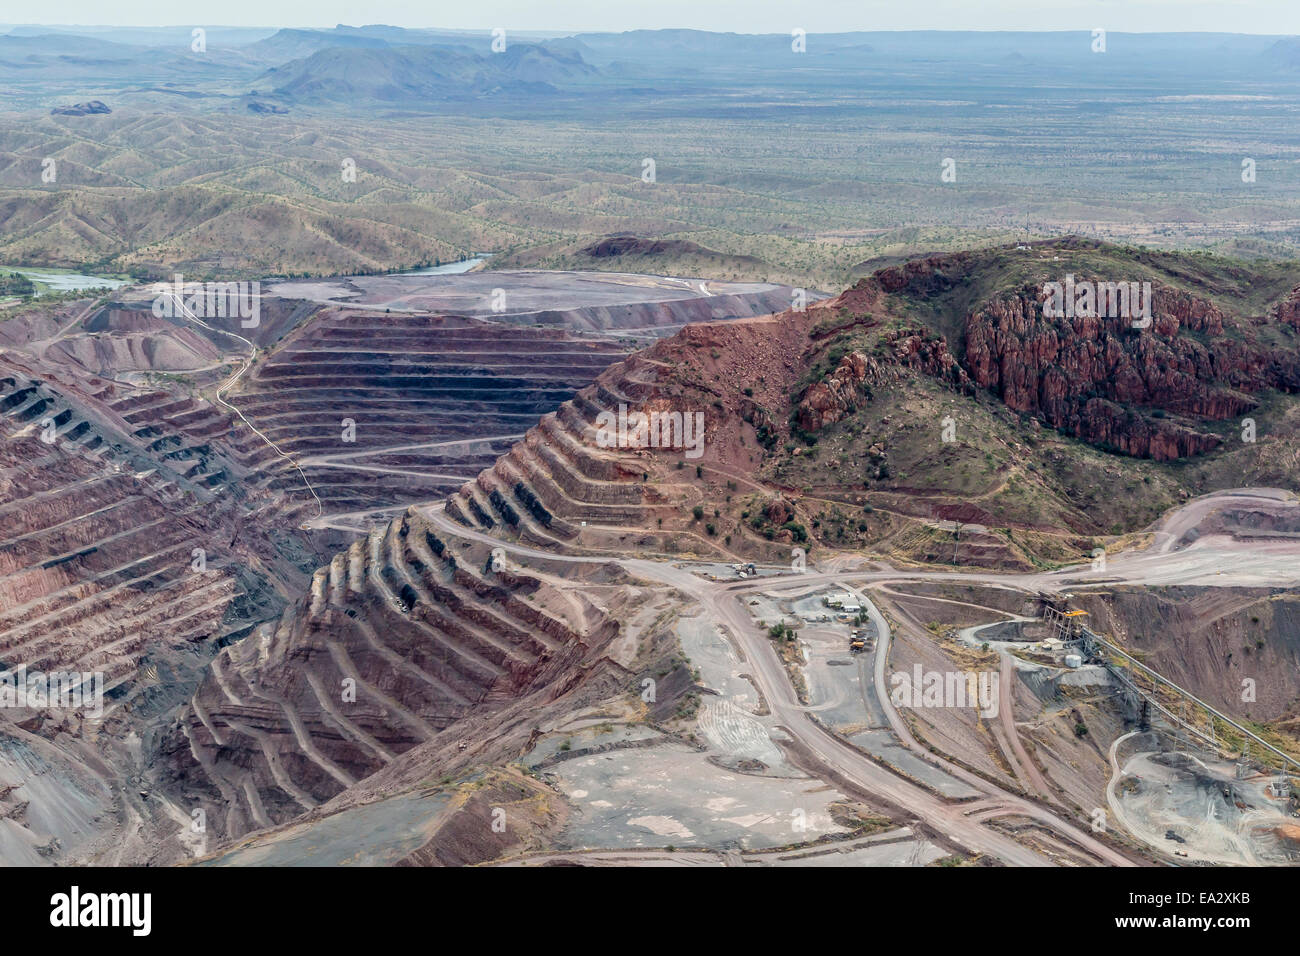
<box><xmin>439</xmin><ymin>238</ymin><xmax>1300</xmax><ymax>570</ymax></box>
<box><xmin>258</xmin><ymin>42</ymin><xmax>600</xmax><ymax>106</ymax></box>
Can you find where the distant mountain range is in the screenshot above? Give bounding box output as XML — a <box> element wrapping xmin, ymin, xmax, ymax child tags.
<box><xmin>0</xmin><ymin>25</ymin><xmax>1288</xmax><ymax>113</ymax></box>
<box><xmin>256</xmin><ymin>42</ymin><xmax>600</xmax><ymax>104</ymax></box>
<box><xmin>1267</xmin><ymin>37</ymin><xmax>1300</xmax><ymax>70</ymax></box>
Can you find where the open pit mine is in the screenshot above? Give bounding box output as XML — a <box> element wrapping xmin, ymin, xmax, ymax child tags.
<box><xmin>4</xmin><ymin>246</ymin><xmax>1300</xmax><ymax>869</ymax></box>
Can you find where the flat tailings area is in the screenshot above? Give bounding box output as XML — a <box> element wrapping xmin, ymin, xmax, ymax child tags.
<box><xmin>264</xmin><ymin>270</ymin><xmax>805</xmax><ymax>332</ymax></box>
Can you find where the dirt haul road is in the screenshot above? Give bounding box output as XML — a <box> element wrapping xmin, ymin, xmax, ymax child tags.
<box><xmin>421</xmin><ymin>503</ymin><xmax>1193</xmax><ymax>866</ymax></box>
<box><xmin>422</xmin><ymin>488</ymin><xmax>1300</xmax><ymax>864</ymax></box>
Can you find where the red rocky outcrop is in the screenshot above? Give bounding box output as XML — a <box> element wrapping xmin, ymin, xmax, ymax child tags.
<box><xmin>764</xmin><ymin>496</ymin><xmax>796</xmax><ymax>525</ymax></box>
<box><xmin>886</xmin><ymin>328</ymin><xmax>973</xmax><ymax>392</ymax></box>
<box><xmin>960</xmin><ymin>285</ymin><xmax>1293</xmax><ymax>461</ymax></box>
<box><xmin>1274</xmin><ymin>285</ymin><xmax>1300</xmax><ymax>330</ymax></box>
<box><xmin>796</xmin><ymin>350</ymin><xmax>895</xmax><ymax>432</ymax></box>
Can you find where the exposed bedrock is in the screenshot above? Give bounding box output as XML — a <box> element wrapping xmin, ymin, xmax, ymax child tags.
<box><xmin>232</xmin><ymin>310</ymin><xmax>629</xmax><ymax>516</ymax></box>
<box><xmin>865</xmin><ymin>249</ymin><xmax>1300</xmax><ymax>461</ymax></box>
<box><xmin>159</xmin><ymin>507</ymin><xmax>619</xmax><ymax>844</ymax></box>
<box><xmin>0</xmin><ymin>367</ymin><xmax>305</xmax><ymax>704</ymax></box>
<box><xmin>962</xmin><ymin>288</ymin><xmax>1300</xmax><ymax>459</ymax></box>
<box><xmin>1074</xmin><ymin>587</ymin><xmax>1300</xmax><ymax>723</ymax></box>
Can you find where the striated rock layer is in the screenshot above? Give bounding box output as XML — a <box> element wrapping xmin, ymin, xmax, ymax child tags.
<box><xmin>159</xmin><ymin>506</ymin><xmax>621</xmax><ymax>844</ymax></box>
<box><xmin>872</xmin><ymin>248</ymin><xmax>1300</xmax><ymax>461</ymax></box>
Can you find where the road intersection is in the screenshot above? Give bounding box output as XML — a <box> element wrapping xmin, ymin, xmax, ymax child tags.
<box><xmin>422</xmin><ymin>489</ymin><xmax>1300</xmax><ymax>865</ymax></box>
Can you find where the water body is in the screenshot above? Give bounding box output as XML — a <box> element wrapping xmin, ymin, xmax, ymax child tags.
<box><xmin>7</xmin><ymin>268</ymin><xmax>129</xmax><ymax>295</ymax></box>
<box><xmin>399</xmin><ymin>256</ymin><xmax>488</xmax><ymax>276</ymax></box>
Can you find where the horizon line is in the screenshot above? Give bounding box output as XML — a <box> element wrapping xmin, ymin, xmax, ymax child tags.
<box><xmin>2</xmin><ymin>24</ymin><xmax>1298</xmax><ymax>38</ymax></box>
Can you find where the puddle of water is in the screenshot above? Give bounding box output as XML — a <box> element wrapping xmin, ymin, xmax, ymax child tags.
<box><xmin>398</xmin><ymin>256</ymin><xmax>489</xmax><ymax>276</ymax></box>
<box><xmin>6</xmin><ymin>268</ymin><xmax>129</xmax><ymax>295</ymax></box>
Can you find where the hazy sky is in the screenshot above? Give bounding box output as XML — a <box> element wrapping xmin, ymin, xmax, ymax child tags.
<box><xmin>6</xmin><ymin>0</ymin><xmax>1300</xmax><ymax>34</ymax></box>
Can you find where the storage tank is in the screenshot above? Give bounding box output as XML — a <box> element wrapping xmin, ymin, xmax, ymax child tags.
<box><xmin>1064</xmin><ymin>654</ymin><xmax>1083</xmax><ymax>668</ymax></box>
